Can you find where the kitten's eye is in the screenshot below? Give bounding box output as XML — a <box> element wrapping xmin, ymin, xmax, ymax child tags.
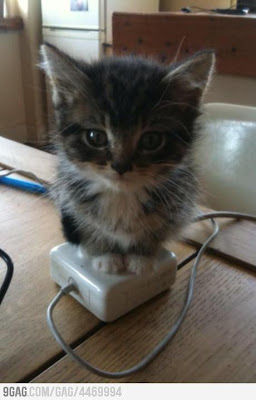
<box><xmin>84</xmin><ymin>130</ymin><xmax>108</xmax><ymax>149</ymax></box>
<box><xmin>139</xmin><ymin>132</ymin><xmax>165</xmax><ymax>153</ymax></box>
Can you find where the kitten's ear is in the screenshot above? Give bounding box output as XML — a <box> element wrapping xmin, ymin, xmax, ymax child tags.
<box><xmin>40</xmin><ymin>43</ymin><xmax>90</xmax><ymax>106</ymax></box>
<box><xmin>163</xmin><ymin>50</ymin><xmax>215</xmax><ymax>103</ymax></box>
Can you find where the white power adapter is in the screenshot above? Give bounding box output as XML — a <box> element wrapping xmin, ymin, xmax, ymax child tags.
<box><xmin>50</xmin><ymin>243</ymin><xmax>177</xmax><ymax>322</ymax></box>
<box><xmin>47</xmin><ymin>213</ymin><xmax>256</xmax><ymax>378</ymax></box>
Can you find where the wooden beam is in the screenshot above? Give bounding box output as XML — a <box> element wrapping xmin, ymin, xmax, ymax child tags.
<box><xmin>0</xmin><ymin>17</ymin><xmax>23</xmax><ymax>31</ymax></box>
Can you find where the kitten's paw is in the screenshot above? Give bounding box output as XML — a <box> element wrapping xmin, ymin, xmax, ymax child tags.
<box><xmin>92</xmin><ymin>254</ymin><xmax>125</xmax><ymax>274</ymax></box>
<box><xmin>127</xmin><ymin>255</ymin><xmax>154</xmax><ymax>275</ymax></box>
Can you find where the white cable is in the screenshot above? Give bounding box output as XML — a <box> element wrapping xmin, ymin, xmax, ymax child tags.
<box><xmin>46</xmin><ymin>210</ymin><xmax>256</xmax><ymax>379</ymax></box>
<box><xmin>3</xmin><ymin>167</ymin><xmax>253</xmax><ymax>376</ymax></box>
<box><xmin>6</xmin><ymin>165</ymin><xmax>254</xmax><ymax>376</ymax></box>
<box><xmin>194</xmin><ymin>211</ymin><xmax>256</xmax><ymax>223</ymax></box>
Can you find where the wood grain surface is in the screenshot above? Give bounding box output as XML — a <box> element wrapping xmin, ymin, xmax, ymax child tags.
<box><xmin>1</xmin><ymin>138</ymin><xmax>256</xmax><ymax>383</ymax></box>
<box><xmin>1</xmin><ymin>136</ymin><xmax>255</xmax><ymax>271</ymax></box>
<box><xmin>112</xmin><ymin>12</ymin><xmax>256</xmax><ymax>78</ymax></box>
<box><xmin>33</xmin><ymin>255</ymin><xmax>256</xmax><ymax>383</ymax></box>
<box><xmin>0</xmin><ymin>180</ymin><xmax>194</xmax><ymax>382</ymax></box>
<box><xmin>184</xmin><ymin>216</ymin><xmax>256</xmax><ymax>271</ymax></box>
<box><xmin>0</xmin><ymin>186</ymin><xmax>100</xmax><ymax>382</ymax></box>
<box><xmin>0</xmin><ymin>136</ymin><xmax>56</xmax><ymax>184</ymax></box>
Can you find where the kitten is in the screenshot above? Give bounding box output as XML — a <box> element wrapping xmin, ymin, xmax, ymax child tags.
<box><xmin>41</xmin><ymin>44</ymin><xmax>215</xmax><ymax>274</ymax></box>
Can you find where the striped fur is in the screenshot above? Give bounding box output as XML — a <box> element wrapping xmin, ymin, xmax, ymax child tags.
<box><xmin>41</xmin><ymin>44</ymin><xmax>215</xmax><ymax>274</ymax></box>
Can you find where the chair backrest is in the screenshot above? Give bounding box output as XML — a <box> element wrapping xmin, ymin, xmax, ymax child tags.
<box><xmin>195</xmin><ymin>103</ymin><xmax>256</xmax><ymax>213</ymax></box>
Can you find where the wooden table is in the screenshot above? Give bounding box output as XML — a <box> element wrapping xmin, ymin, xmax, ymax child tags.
<box><xmin>0</xmin><ymin>137</ymin><xmax>255</xmax><ymax>383</ymax></box>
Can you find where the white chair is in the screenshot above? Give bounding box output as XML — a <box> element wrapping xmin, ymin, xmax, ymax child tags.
<box><xmin>194</xmin><ymin>103</ymin><xmax>256</xmax><ymax>214</ymax></box>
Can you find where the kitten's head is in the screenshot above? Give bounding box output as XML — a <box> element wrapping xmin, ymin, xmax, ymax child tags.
<box><xmin>41</xmin><ymin>44</ymin><xmax>215</xmax><ymax>191</ymax></box>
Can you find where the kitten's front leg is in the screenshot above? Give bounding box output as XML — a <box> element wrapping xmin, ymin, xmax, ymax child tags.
<box><xmin>92</xmin><ymin>253</ymin><xmax>155</xmax><ymax>275</ymax></box>
<box><xmin>126</xmin><ymin>254</ymin><xmax>155</xmax><ymax>275</ymax></box>
<box><xmin>92</xmin><ymin>253</ymin><xmax>126</xmax><ymax>274</ymax></box>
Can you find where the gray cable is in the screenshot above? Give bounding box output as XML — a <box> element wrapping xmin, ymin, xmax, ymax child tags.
<box><xmin>194</xmin><ymin>211</ymin><xmax>256</xmax><ymax>223</ymax></box>
<box><xmin>47</xmin><ymin>211</ymin><xmax>256</xmax><ymax>378</ymax></box>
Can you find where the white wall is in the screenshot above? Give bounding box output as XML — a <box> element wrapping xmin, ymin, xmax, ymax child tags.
<box><xmin>106</xmin><ymin>0</ymin><xmax>159</xmax><ymax>43</ymax></box>
<box><xmin>0</xmin><ymin>31</ymin><xmax>27</xmax><ymax>142</ymax></box>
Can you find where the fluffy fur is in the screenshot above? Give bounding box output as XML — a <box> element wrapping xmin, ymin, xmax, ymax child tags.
<box><xmin>41</xmin><ymin>44</ymin><xmax>215</xmax><ymax>274</ymax></box>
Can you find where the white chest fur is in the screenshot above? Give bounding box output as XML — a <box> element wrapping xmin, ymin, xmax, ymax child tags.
<box><xmin>81</xmin><ymin>188</ymin><xmax>148</xmax><ymax>249</ymax></box>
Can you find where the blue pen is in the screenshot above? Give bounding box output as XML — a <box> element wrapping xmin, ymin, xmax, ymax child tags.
<box><xmin>0</xmin><ymin>176</ymin><xmax>47</xmax><ymax>194</ymax></box>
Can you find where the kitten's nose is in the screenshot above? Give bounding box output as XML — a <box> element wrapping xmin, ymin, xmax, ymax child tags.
<box><xmin>111</xmin><ymin>162</ymin><xmax>132</xmax><ymax>175</ymax></box>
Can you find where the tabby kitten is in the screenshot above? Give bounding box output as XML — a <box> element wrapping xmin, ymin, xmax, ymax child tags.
<box><xmin>41</xmin><ymin>44</ymin><xmax>215</xmax><ymax>274</ymax></box>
